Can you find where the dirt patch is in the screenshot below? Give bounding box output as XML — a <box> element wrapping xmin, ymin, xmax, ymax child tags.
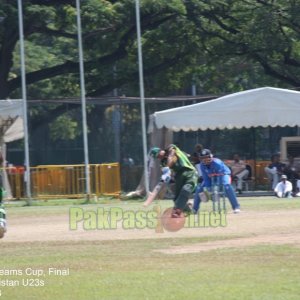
<box><xmin>2</xmin><ymin>208</ymin><xmax>300</xmax><ymax>251</ymax></box>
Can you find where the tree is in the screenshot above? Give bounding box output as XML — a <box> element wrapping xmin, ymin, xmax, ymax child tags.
<box><xmin>0</xmin><ymin>0</ymin><xmax>200</xmax><ymax>100</ymax></box>
<box><xmin>184</xmin><ymin>0</ymin><xmax>300</xmax><ymax>91</ymax></box>
<box><xmin>1</xmin><ymin>0</ymin><xmax>205</xmax><ymax>147</ymax></box>
<box><xmin>2</xmin><ymin>1</ymin><xmax>300</xmax><ymax>166</ymax></box>
<box><xmin>2</xmin><ymin>0</ymin><xmax>300</xmax><ymax>102</ymax></box>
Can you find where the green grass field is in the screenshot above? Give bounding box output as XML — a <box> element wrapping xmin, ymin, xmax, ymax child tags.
<box><xmin>1</xmin><ymin>197</ymin><xmax>300</xmax><ymax>300</ymax></box>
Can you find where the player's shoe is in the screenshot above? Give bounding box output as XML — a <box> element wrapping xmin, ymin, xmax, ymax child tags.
<box><xmin>233</xmin><ymin>208</ymin><xmax>241</xmax><ymax>214</ymax></box>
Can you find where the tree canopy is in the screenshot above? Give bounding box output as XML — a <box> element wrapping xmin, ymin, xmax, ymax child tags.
<box><xmin>1</xmin><ymin>0</ymin><xmax>300</xmax><ymax>165</ymax></box>
<box><xmin>1</xmin><ymin>0</ymin><xmax>299</xmax><ymax>101</ymax></box>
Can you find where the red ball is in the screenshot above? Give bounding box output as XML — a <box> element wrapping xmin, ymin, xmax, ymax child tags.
<box><xmin>161</xmin><ymin>207</ymin><xmax>185</xmax><ymax>232</ymax></box>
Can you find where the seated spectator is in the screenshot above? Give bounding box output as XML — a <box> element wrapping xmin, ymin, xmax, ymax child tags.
<box><xmin>229</xmin><ymin>154</ymin><xmax>249</xmax><ymax>194</ymax></box>
<box><xmin>274</xmin><ymin>175</ymin><xmax>293</xmax><ymax>198</ymax></box>
<box><xmin>264</xmin><ymin>154</ymin><xmax>285</xmax><ymax>190</ymax></box>
<box><xmin>295</xmin><ymin>181</ymin><xmax>300</xmax><ymax>196</ymax></box>
<box><xmin>283</xmin><ymin>155</ymin><xmax>300</xmax><ymax>193</ymax></box>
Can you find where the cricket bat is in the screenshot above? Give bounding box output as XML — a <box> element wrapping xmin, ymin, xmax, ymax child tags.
<box><xmin>143</xmin><ymin>181</ymin><xmax>165</xmax><ymax>207</ymax></box>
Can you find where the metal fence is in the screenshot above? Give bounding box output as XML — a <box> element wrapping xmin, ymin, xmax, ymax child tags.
<box><xmin>5</xmin><ymin>160</ymin><xmax>273</xmax><ymax>200</ymax></box>
<box><xmin>6</xmin><ymin>163</ymin><xmax>121</xmax><ymax>199</ymax></box>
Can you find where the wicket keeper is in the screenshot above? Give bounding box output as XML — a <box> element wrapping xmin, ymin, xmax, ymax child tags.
<box><xmin>193</xmin><ymin>149</ymin><xmax>241</xmax><ymax>214</ymax></box>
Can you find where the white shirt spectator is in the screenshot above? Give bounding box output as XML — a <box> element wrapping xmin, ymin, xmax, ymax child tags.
<box><xmin>229</xmin><ymin>154</ymin><xmax>249</xmax><ymax>192</ymax></box>
<box><xmin>274</xmin><ymin>176</ymin><xmax>293</xmax><ymax>198</ymax></box>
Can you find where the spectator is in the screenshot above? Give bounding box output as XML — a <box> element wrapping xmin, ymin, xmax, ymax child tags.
<box><xmin>274</xmin><ymin>175</ymin><xmax>293</xmax><ymax>198</ymax></box>
<box><xmin>283</xmin><ymin>155</ymin><xmax>300</xmax><ymax>193</ymax></box>
<box><xmin>295</xmin><ymin>181</ymin><xmax>300</xmax><ymax>197</ymax></box>
<box><xmin>285</xmin><ymin>157</ymin><xmax>300</xmax><ymax>196</ymax></box>
<box><xmin>264</xmin><ymin>154</ymin><xmax>285</xmax><ymax>190</ymax></box>
<box><xmin>229</xmin><ymin>154</ymin><xmax>249</xmax><ymax>194</ymax></box>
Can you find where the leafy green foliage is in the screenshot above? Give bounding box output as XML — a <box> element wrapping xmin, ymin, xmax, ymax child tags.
<box><xmin>50</xmin><ymin>114</ymin><xmax>81</xmax><ymax>142</ymax></box>
<box><xmin>2</xmin><ymin>0</ymin><xmax>300</xmax><ymax>101</ymax></box>
<box><xmin>2</xmin><ymin>0</ymin><xmax>300</xmax><ymax>163</ymax></box>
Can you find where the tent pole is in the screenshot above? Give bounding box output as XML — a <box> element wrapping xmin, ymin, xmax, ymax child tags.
<box><xmin>76</xmin><ymin>0</ymin><xmax>91</xmax><ymax>200</ymax></box>
<box><xmin>135</xmin><ymin>0</ymin><xmax>149</xmax><ymax>194</ymax></box>
<box><xmin>17</xmin><ymin>0</ymin><xmax>31</xmax><ymax>204</ymax></box>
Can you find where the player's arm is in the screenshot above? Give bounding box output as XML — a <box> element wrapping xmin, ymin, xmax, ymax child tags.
<box><xmin>200</xmin><ymin>164</ymin><xmax>211</xmax><ymax>187</ymax></box>
<box><xmin>166</xmin><ymin>147</ymin><xmax>177</xmax><ymax>168</ymax></box>
<box><xmin>219</xmin><ymin>160</ymin><xmax>232</xmax><ymax>176</ymax></box>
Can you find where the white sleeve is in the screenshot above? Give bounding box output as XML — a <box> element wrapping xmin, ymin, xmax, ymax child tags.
<box><xmin>285</xmin><ymin>181</ymin><xmax>293</xmax><ymax>192</ymax></box>
<box><xmin>274</xmin><ymin>182</ymin><xmax>281</xmax><ymax>192</ymax></box>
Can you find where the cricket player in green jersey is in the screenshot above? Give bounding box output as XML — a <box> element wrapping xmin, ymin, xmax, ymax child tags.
<box><xmin>150</xmin><ymin>144</ymin><xmax>198</xmax><ymax>218</ymax></box>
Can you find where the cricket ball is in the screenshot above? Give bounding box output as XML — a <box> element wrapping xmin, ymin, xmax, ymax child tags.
<box><xmin>161</xmin><ymin>207</ymin><xmax>185</xmax><ymax>232</ymax></box>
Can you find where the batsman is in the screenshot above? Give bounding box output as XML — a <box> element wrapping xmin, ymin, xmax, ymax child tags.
<box><xmin>150</xmin><ymin>144</ymin><xmax>198</xmax><ymax>218</ymax></box>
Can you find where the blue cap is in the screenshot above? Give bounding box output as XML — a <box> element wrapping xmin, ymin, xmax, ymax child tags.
<box><xmin>200</xmin><ymin>149</ymin><xmax>212</xmax><ymax>158</ymax></box>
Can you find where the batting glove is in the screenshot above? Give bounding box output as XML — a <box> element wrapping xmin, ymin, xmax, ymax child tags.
<box><xmin>161</xmin><ymin>167</ymin><xmax>171</xmax><ymax>183</ymax></box>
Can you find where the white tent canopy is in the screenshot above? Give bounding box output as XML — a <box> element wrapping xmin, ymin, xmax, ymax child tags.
<box><xmin>3</xmin><ymin>117</ymin><xmax>23</xmax><ymax>143</ymax></box>
<box><xmin>1</xmin><ymin>100</ymin><xmax>23</xmax><ymax>118</ymax></box>
<box><xmin>0</xmin><ymin>99</ymin><xmax>24</xmax><ymax>199</ymax></box>
<box><xmin>0</xmin><ymin>99</ymin><xmax>24</xmax><ymax>143</ymax></box>
<box><xmin>149</xmin><ymin>87</ymin><xmax>300</xmax><ymax>132</ymax></box>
